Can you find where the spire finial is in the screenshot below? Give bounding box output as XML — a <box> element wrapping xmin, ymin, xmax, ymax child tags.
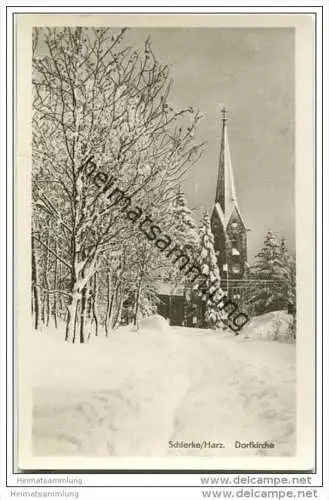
<box><xmin>221</xmin><ymin>106</ymin><xmax>228</xmax><ymax>123</ymax></box>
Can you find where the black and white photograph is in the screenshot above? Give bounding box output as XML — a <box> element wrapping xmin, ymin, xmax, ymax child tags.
<box><xmin>13</xmin><ymin>13</ymin><xmax>316</xmax><ymax>472</ymax></box>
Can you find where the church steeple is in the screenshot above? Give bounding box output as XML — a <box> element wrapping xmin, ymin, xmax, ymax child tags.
<box><xmin>215</xmin><ymin>107</ymin><xmax>239</xmax><ymax>223</ymax></box>
<box><xmin>211</xmin><ymin>106</ymin><xmax>248</xmax><ymax>293</ymax></box>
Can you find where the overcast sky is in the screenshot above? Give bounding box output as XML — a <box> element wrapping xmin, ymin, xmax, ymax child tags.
<box><xmin>125</xmin><ymin>27</ymin><xmax>295</xmax><ymax>262</ymax></box>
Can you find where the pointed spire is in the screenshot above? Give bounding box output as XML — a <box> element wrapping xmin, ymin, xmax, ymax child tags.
<box><xmin>214</xmin><ymin>107</ymin><xmax>240</xmax><ymax>225</ymax></box>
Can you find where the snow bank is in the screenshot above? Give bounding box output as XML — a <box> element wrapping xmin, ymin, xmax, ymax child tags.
<box><xmin>31</xmin><ymin>316</ymin><xmax>296</xmax><ymax>459</ymax></box>
<box><xmin>139</xmin><ymin>314</ymin><xmax>170</xmax><ymax>333</ymax></box>
<box><xmin>239</xmin><ymin>311</ymin><xmax>295</xmax><ymax>342</ymax></box>
<box><xmin>32</xmin><ymin>320</ymin><xmax>189</xmax><ymax>456</ymax></box>
<box><xmin>168</xmin><ymin>327</ymin><xmax>296</xmax><ymax>457</ymax></box>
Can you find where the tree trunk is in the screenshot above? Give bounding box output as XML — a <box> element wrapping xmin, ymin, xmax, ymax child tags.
<box><xmin>65</xmin><ymin>226</ymin><xmax>81</xmax><ymax>342</ymax></box>
<box><xmin>105</xmin><ymin>272</ymin><xmax>115</xmax><ymax>337</ymax></box>
<box><xmin>65</xmin><ymin>291</ymin><xmax>80</xmax><ymax>343</ymax></box>
<box><xmin>41</xmin><ymin>228</ymin><xmax>51</xmax><ymax>327</ymax></box>
<box><xmin>86</xmin><ymin>279</ymin><xmax>92</xmax><ymax>322</ymax></box>
<box><xmin>57</xmin><ymin>248</ymin><xmax>65</xmax><ymax>320</ymax></box>
<box><xmin>133</xmin><ymin>277</ymin><xmax>142</xmax><ymax>330</ymax></box>
<box><xmin>40</xmin><ymin>290</ymin><xmax>45</xmax><ymax>324</ymax></box>
<box><xmin>79</xmin><ymin>286</ymin><xmax>87</xmax><ymax>343</ymax></box>
<box><xmin>112</xmin><ymin>283</ymin><xmax>125</xmax><ymax>330</ymax></box>
<box><xmin>108</xmin><ymin>280</ymin><xmax>119</xmax><ymax>330</ymax></box>
<box><xmin>52</xmin><ymin>240</ymin><xmax>58</xmax><ymax>328</ymax></box>
<box><xmin>31</xmin><ymin>234</ymin><xmax>40</xmax><ymax>330</ymax></box>
<box><xmin>91</xmin><ymin>273</ymin><xmax>99</xmax><ymax>337</ymax></box>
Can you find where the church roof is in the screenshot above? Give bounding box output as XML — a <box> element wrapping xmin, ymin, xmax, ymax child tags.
<box><xmin>213</xmin><ymin>201</ymin><xmax>246</xmax><ymax>230</ymax></box>
<box><xmin>154</xmin><ymin>281</ymin><xmax>185</xmax><ymax>296</ymax></box>
<box><xmin>213</xmin><ymin>201</ymin><xmax>225</xmax><ymax>228</ymax></box>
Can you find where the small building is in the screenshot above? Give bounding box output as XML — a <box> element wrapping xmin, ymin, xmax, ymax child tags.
<box><xmin>156</xmin><ymin>282</ymin><xmax>208</xmax><ymax>327</ymax></box>
<box><xmin>156</xmin><ymin>282</ymin><xmax>185</xmax><ymax>326</ymax></box>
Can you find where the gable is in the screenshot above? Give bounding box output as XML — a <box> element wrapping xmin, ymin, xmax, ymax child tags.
<box><xmin>211</xmin><ymin>202</ymin><xmax>225</xmax><ymax>230</ymax></box>
<box><xmin>226</xmin><ymin>204</ymin><xmax>246</xmax><ymax>231</ymax></box>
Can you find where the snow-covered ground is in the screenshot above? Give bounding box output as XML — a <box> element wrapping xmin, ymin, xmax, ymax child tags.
<box><xmin>239</xmin><ymin>310</ymin><xmax>295</xmax><ymax>342</ymax></box>
<box><xmin>31</xmin><ymin>315</ymin><xmax>296</xmax><ymax>458</ymax></box>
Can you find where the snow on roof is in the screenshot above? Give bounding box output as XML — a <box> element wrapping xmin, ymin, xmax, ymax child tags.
<box><xmin>226</xmin><ymin>204</ymin><xmax>247</xmax><ymax>230</ymax></box>
<box><xmin>213</xmin><ymin>202</ymin><xmax>225</xmax><ymax>227</ymax></box>
<box><xmin>154</xmin><ymin>281</ymin><xmax>185</xmax><ymax>296</ymax></box>
<box><xmin>214</xmin><ymin>201</ymin><xmax>246</xmax><ymax>230</ymax></box>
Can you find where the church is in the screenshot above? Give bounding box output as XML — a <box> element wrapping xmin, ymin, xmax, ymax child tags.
<box><xmin>211</xmin><ymin>108</ymin><xmax>249</xmax><ymax>306</ymax></box>
<box><xmin>157</xmin><ymin>108</ymin><xmax>249</xmax><ymax>326</ymax></box>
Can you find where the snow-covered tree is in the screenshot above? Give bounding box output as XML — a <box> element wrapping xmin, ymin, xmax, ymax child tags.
<box><xmin>171</xmin><ymin>187</ymin><xmax>199</xmax><ymax>248</ymax></box>
<box><xmin>280</xmin><ymin>238</ymin><xmax>296</xmax><ymax>312</ymax></box>
<box><xmin>287</xmin><ymin>256</ymin><xmax>296</xmax><ymax>308</ymax></box>
<box><xmin>196</xmin><ymin>211</ymin><xmax>224</xmax><ymax>328</ymax></box>
<box><xmin>247</xmin><ymin>231</ymin><xmax>294</xmax><ymax>315</ymax></box>
<box><xmin>32</xmin><ymin>27</ymin><xmax>205</xmax><ymax>342</ymax></box>
<box><xmin>167</xmin><ymin>187</ymin><xmax>199</xmax><ymax>286</ymax></box>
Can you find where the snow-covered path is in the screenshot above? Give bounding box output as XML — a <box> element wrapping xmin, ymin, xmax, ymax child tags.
<box><xmin>32</xmin><ymin>321</ymin><xmax>296</xmax><ymax>457</ymax></box>
<box><xmin>168</xmin><ymin>328</ymin><xmax>295</xmax><ymax>457</ymax></box>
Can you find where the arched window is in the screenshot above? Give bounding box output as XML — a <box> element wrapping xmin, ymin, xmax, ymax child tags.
<box><xmin>232</xmin><ymin>263</ymin><xmax>240</xmax><ymax>274</ymax></box>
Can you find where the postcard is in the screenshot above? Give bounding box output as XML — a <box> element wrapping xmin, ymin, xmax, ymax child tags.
<box><xmin>15</xmin><ymin>13</ymin><xmax>315</xmax><ymax>471</ymax></box>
